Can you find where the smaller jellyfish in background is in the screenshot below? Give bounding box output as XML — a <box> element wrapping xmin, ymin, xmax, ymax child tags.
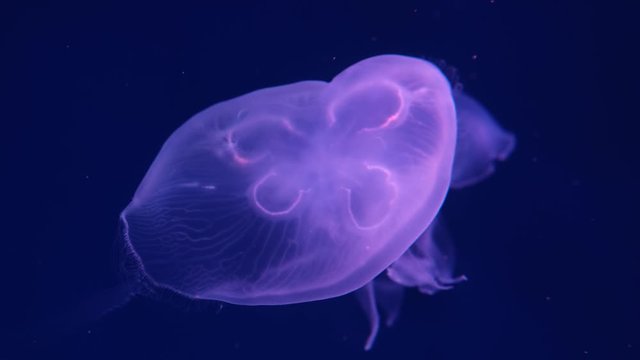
<box><xmin>450</xmin><ymin>91</ymin><xmax>516</xmax><ymax>189</ymax></box>
<box><xmin>356</xmin><ymin>87</ymin><xmax>515</xmax><ymax>350</ymax></box>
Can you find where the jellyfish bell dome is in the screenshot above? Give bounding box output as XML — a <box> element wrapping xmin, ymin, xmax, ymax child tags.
<box><xmin>120</xmin><ymin>55</ymin><xmax>458</xmax><ymax>305</ymax></box>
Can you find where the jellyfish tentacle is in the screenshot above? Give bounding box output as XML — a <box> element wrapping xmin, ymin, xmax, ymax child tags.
<box><xmin>373</xmin><ymin>275</ymin><xmax>405</xmax><ymax>327</ymax></box>
<box><xmin>386</xmin><ymin>217</ymin><xmax>465</xmax><ymax>293</ymax></box>
<box><xmin>354</xmin><ymin>281</ymin><xmax>380</xmax><ymax>351</ymax></box>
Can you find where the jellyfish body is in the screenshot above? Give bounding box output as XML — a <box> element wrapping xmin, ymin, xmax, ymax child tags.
<box><xmin>121</xmin><ymin>55</ymin><xmax>458</xmax><ymax>305</ymax></box>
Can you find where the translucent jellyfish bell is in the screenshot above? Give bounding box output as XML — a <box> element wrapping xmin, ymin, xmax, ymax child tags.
<box><xmin>121</xmin><ymin>55</ymin><xmax>458</xmax><ymax>305</ymax></box>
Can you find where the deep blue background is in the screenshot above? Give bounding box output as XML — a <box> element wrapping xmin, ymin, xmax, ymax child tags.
<box><xmin>2</xmin><ymin>1</ymin><xmax>637</xmax><ymax>359</ymax></box>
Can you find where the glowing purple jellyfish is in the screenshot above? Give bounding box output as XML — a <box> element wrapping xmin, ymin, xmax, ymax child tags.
<box><xmin>120</xmin><ymin>54</ymin><xmax>515</xmax><ymax>349</ymax></box>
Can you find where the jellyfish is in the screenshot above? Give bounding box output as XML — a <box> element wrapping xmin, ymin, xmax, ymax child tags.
<box><xmin>121</xmin><ymin>54</ymin><xmax>459</xmax><ymax>307</ymax></box>
<box><xmin>40</xmin><ymin>55</ymin><xmax>514</xmax><ymax>349</ymax></box>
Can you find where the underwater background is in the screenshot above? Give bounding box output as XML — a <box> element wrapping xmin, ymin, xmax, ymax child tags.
<box><xmin>2</xmin><ymin>1</ymin><xmax>637</xmax><ymax>359</ymax></box>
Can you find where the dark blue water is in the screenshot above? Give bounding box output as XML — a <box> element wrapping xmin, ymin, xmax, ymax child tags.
<box><xmin>3</xmin><ymin>1</ymin><xmax>637</xmax><ymax>359</ymax></box>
